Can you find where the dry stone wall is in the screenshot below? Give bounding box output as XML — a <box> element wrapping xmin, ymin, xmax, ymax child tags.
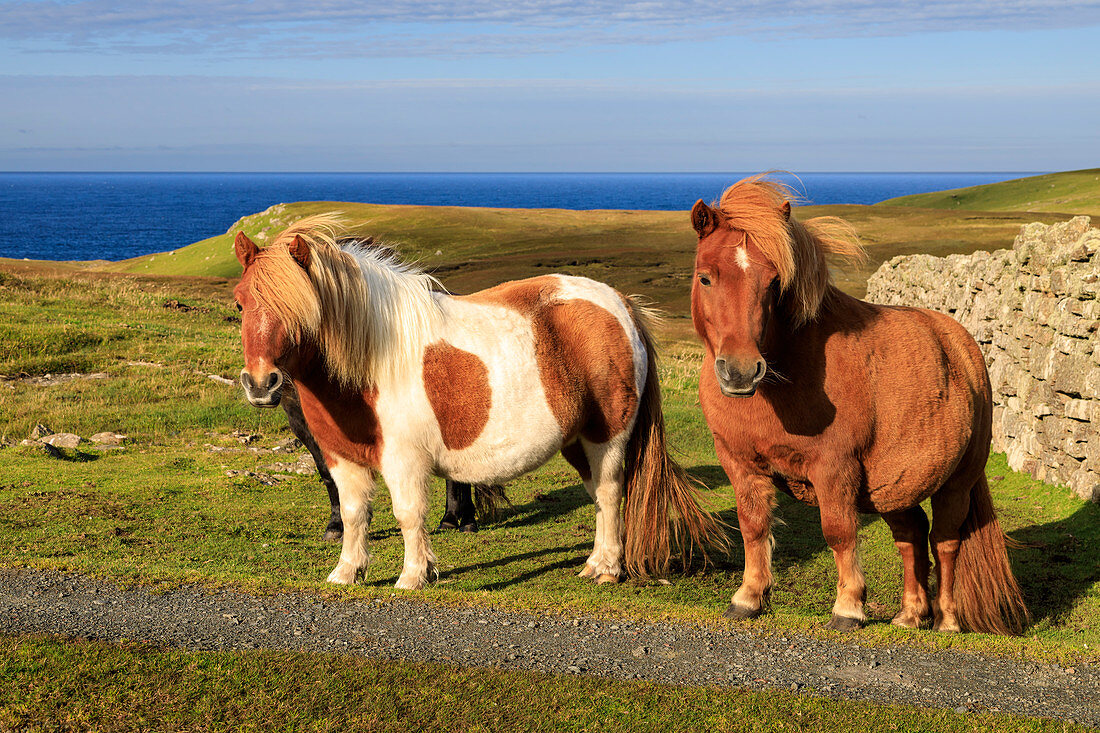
<box><xmin>866</xmin><ymin>216</ymin><xmax>1100</xmax><ymax>502</ymax></box>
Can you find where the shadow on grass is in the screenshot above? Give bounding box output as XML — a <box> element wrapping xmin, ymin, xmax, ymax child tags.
<box><xmin>467</xmin><ymin>542</ymin><xmax>593</xmax><ymax>591</ymax></box>
<box><xmin>488</xmin><ymin>483</ymin><xmax>590</xmax><ymax>530</ymax></box>
<box><xmin>42</xmin><ymin>446</ymin><xmax>101</xmax><ymax>463</ymax></box>
<box><xmin>364</xmin><ymin>541</ymin><xmax>592</xmax><ymax>590</ymax></box>
<box><xmin>1009</xmin><ymin>500</ymin><xmax>1100</xmax><ymax>626</ymax></box>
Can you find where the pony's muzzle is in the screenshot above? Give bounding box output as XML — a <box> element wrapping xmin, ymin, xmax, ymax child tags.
<box><xmin>241</xmin><ymin>369</ymin><xmax>284</xmax><ymax>408</ymax></box>
<box><xmin>715</xmin><ymin>356</ymin><xmax>766</xmax><ymax>397</ymax></box>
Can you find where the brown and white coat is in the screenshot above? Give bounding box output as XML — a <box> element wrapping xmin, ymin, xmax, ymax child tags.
<box><xmin>234</xmin><ymin>216</ymin><xmax>724</xmax><ymax>591</ymax></box>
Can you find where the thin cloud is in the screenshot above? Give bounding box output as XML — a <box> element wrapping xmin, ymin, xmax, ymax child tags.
<box><xmin>3</xmin><ymin>1</ymin><xmax>1099</xmax><ymax>57</ymax></box>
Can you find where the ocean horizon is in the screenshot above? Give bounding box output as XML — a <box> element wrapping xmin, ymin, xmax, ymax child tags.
<box><xmin>0</xmin><ymin>171</ymin><xmax>1039</xmax><ymax>262</ymax></box>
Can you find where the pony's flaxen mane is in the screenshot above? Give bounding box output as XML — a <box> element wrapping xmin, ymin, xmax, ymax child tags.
<box><xmin>716</xmin><ymin>174</ymin><xmax>865</xmax><ymax>325</ymax></box>
<box><xmin>246</xmin><ymin>213</ymin><xmax>442</xmax><ymax>390</ymax></box>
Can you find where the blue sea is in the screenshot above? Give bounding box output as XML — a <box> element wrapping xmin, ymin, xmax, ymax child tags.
<box><xmin>0</xmin><ymin>172</ymin><xmax>1037</xmax><ymax>262</ymax></box>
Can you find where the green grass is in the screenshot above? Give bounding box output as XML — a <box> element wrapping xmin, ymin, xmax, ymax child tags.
<box><xmin>0</xmin><ymin>636</ymin><xmax>1090</xmax><ymax>733</ymax></box>
<box><xmin>1</xmin><ymin>268</ymin><xmax>1098</xmax><ymax>665</ymax></box>
<box><xmin>878</xmin><ymin>169</ymin><xmax>1100</xmax><ymax>216</ymax></box>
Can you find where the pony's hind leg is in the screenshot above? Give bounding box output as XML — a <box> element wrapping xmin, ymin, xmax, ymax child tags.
<box><xmin>564</xmin><ymin>439</ymin><xmax>625</xmax><ymax>584</ymax></box>
<box><xmin>929</xmin><ymin>481</ymin><xmax>971</xmax><ymax>633</ymax></box>
<box><xmin>326</xmin><ymin>458</ymin><xmax>375</xmax><ymax>585</ymax></box>
<box><xmin>387</xmin><ymin>469</ymin><xmax>438</xmax><ymax>591</ymax></box>
<box><xmin>881</xmin><ymin>506</ymin><xmax>932</xmax><ymax>628</ymax></box>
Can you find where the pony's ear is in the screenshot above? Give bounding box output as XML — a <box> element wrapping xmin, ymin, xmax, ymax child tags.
<box><xmin>691</xmin><ymin>200</ymin><xmax>719</xmax><ymax>237</ymax></box>
<box><xmin>234</xmin><ymin>231</ymin><xmax>259</xmax><ymax>269</ymax></box>
<box><xmin>288</xmin><ymin>234</ymin><xmax>311</xmax><ymax>269</ymax></box>
<box><xmin>780</xmin><ymin>201</ymin><xmax>791</xmax><ymax>221</ymax></box>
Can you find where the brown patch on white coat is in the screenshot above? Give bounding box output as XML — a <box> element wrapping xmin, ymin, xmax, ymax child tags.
<box><xmin>463</xmin><ymin>277</ymin><xmax>639</xmax><ymax>446</ymax></box>
<box><xmin>422</xmin><ymin>342</ymin><xmax>491</xmax><ymax>451</ymax></box>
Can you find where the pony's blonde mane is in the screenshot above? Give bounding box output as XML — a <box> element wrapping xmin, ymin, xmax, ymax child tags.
<box><xmin>245</xmin><ymin>213</ymin><xmax>442</xmax><ymax>390</ymax></box>
<box><xmin>716</xmin><ymin>174</ymin><xmax>866</xmax><ymax>326</ymax></box>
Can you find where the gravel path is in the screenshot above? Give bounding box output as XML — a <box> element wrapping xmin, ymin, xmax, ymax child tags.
<box><xmin>2</xmin><ymin>568</ymin><xmax>1097</xmax><ymax>726</ymax></box>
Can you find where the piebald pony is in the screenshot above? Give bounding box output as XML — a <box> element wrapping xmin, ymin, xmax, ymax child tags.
<box><xmin>234</xmin><ymin>216</ymin><xmax>725</xmax><ymax>590</ymax></box>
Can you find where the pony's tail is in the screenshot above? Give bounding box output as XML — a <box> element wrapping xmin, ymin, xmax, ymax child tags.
<box><xmin>954</xmin><ymin>475</ymin><xmax>1030</xmax><ymax>635</ymax></box>
<box><xmin>622</xmin><ymin>300</ymin><xmax>730</xmax><ymax>578</ymax></box>
<box><xmin>473</xmin><ymin>484</ymin><xmax>510</xmax><ymax>521</ymax></box>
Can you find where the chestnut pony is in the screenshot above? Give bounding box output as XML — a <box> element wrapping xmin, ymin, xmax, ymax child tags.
<box><xmin>691</xmin><ymin>175</ymin><xmax>1028</xmax><ymax>634</ymax></box>
<box><xmin>233</xmin><ymin>215</ymin><xmax>725</xmax><ymax>590</ymax></box>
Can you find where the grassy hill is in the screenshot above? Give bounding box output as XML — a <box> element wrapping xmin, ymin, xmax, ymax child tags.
<box><xmin>97</xmin><ymin>200</ymin><xmax>1074</xmax><ymax>319</ymax></box>
<box><xmin>877</xmin><ymin>169</ymin><xmax>1100</xmax><ymax>215</ymax></box>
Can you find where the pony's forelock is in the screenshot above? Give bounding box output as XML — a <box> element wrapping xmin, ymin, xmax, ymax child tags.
<box><xmin>245</xmin><ymin>213</ymin><xmax>442</xmax><ymax>389</ymax></box>
<box><xmin>715</xmin><ymin>174</ymin><xmax>865</xmax><ymax>326</ymax></box>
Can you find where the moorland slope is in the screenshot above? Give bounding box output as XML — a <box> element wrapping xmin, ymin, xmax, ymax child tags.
<box><xmin>96</xmin><ymin>201</ymin><xmax>1072</xmax><ymax>315</ymax></box>
<box><xmin>878</xmin><ymin>169</ymin><xmax>1100</xmax><ymax>216</ymax></box>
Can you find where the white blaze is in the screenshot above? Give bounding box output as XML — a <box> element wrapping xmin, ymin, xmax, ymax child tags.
<box><xmin>735</xmin><ymin>246</ymin><xmax>750</xmax><ymax>271</ymax></box>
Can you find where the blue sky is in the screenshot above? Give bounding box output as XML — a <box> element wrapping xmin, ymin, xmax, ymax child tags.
<box><xmin>2</xmin><ymin>1</ymin><xmax>1098</xmax><ymax>171</ymax></box>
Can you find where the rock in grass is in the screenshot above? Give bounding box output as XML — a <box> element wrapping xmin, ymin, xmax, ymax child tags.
<box><xmin>30</xmin><ymin>424</ymin><xmax>53</xmax><ymax>439</ymax></box>
<box><xmin>90</xmin><ymin>432</ymin><xmax>128</xmax><ymax>445</ymax></box>
<box><xmin>42</xmin><ymin>433</ymin><xmax>83</xmax><ymax>449</ymax></box>
<box><xmin>272</xmin><ymin>436</ymin><xmax>303</xmax><ymax>452</ymax></box>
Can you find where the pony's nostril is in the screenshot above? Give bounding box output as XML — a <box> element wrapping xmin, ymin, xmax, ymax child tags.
<box><xmin>265</xmin><ymin>372</ymin><xmax>281</xmax><ymax>390</ymax></box>
<box><xmin>754</xmin><ymin>360</ymin><xmax>767</xmax><ymax>381</ymax></box>
<box><xmin>240</xmin><ymin>371</ymin><xmax>255</xmax><ymax>390</ymax></box>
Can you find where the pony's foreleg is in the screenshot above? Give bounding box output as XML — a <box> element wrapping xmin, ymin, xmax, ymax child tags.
<box><xmin>726</xmin><ymin>473</ymin><xmax>777</xmax><ymax>620</ymax></box>
<box><xmin>882</xmin><ymin>506</ymin><xmax>932</xmax><ymax>628</ymax></box>
<box><xmin>325</xmin><ymin>458</ymin><xmax>376</xmax><ymax>585</ymax></box>
<box><xmin>386</xmin><ymin>468</ymin><xmax>437</xmax><ymax>591</ymax></box>
<box><xmin>571</xmin><ymin>439</ymin><xmax>625</xmax><ymax>584</ymax></box>
<box><xmin>815</xmin><ymin>463</ymin><xmax>867</xmax><ymax>630</ymax></box>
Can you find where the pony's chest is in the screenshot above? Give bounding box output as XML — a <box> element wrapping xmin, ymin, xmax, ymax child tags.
<box><xmin>700</xmin><ymin>368</ymin><xmax>819</xmax><ymax>489</ymax></box>
<box><xmin>729</xmin><ymin>436</ymin><xmax>820</xmax><ymax>506</ymax></box>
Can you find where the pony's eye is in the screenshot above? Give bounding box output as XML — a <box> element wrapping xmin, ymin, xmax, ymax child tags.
<box><xmin>698</xmin><ymin>274</ymin><xmax>712</xmax><ymax>287</ymax></box>
<box><xmin>235</xmin><ymin>302</ymin><xmax>243</xmax><ymax>312</ymax></box>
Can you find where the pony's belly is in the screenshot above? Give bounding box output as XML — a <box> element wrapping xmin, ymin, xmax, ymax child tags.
<box><xmin>436</xmin><ymin>432</ymin><xmax>563</xmax><ymax>485</ymax></box>
<box><xmin>435</xmin><ymin>393</ymin><xmax>565</xmax><ymax>484</ymax></box>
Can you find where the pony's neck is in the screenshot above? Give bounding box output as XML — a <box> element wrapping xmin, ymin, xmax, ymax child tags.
<box><xmin>324</xmin><ymin>245</ymin><xmax>443</xmax><ymax>390</ymax></box>
<box><xmin>766</xmin><ymin>284</ymin><xmax>868</xmax><ymax>365</ymax></box>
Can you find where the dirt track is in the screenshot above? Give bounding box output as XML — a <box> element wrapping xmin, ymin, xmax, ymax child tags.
<box><xmin>2</xmin><ymin>568</ymin><xmax>1097</xmax><ymax>727</ymax></box>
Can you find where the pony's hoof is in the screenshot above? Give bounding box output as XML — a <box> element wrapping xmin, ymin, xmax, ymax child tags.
<box><xmin>933</xmin><ymin>617</ymin><xmax>961</xmax><ymax>633</ymax></box>
<box><xmin>459</xmin><ymin>522</ymin><xmax>478</xmax><ymax>533</ymax></box>
<box><xmin>723</xmin><ymin>603</ymin><xmax>763</xmax><ymax>621</ymax></box>
<box><xmin>322</xmin><ymin>529</ymin><xmax>343</xmax><ymax>542</ymax></box>
<box><xmin>578</xmin><ymin>564</ymin><xmax>598</xmax><ymax>579</ymax></box>
<box><xmin>826</xmin><ymin>614</ymin><xmax>863</xmax><ymax>631</ymax></box>
<box><xmin>395</xmin><ymin>574</ymin><xmax>427</xmax><ymax>591</ymax></box>
<box><xmin>596</xmin><ymin>573</ymin><xmax>620</xmax><ymax>585</ymax></box>
<box><xmin>326</xmin><ymin>564</ymin><xmax>358</xmax><ymax>585</ymax></box>
<box><xmin>890</xmin><ymin>609</ymin><xmax>926</xmax><ymax>629</ymax></box>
